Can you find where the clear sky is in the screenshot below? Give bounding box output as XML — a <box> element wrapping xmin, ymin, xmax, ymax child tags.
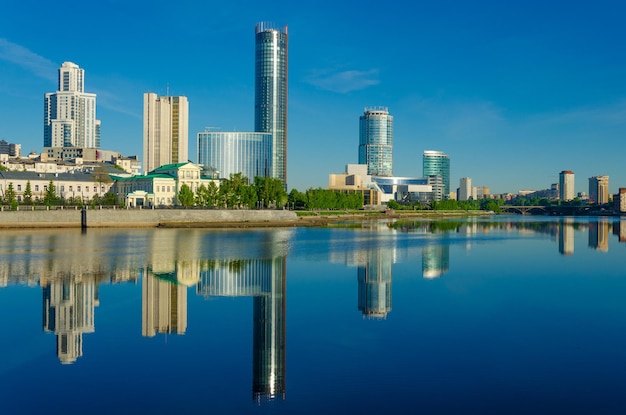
<box><xmin>1</xmin><ymin>0</ymin><xmax>625</xmax><ymax>195</ymax></box>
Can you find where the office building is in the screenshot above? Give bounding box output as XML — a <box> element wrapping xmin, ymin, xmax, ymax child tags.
<box><xmin>197</xmin><ymin>131</ymin><xmax>272</xmax><ymax>181</ymax></box>
<box><xmin>44</xmin><ymin>62</ymin><xmax>100</xmax><ymax>148</ymax></box>
<box><xmin>559</xmin><ymin>170</ymin><xmax>575</xmax><ymax>201</ymax></box>
<box><xmin>255</xmin><ymin>22</ymin><xmax>288</xmax><ymax>187</ymax></box>
<box><xmin>589</xmin><ymin>175</ymin><xmax>609</xmax><ymax>204</ymax></box>
<box><xmin>143</xmin><ymin>93</ymin><xmax>189</xmax><ymax>173</ymax></box>
<box><xmin>423</xmin><ymin>150</ymin><xmax>450</xmax><ymax>199</ymax></box>
<box><xmin>459</xmin><ymin>177</ymin><xmax>472</xmax><ymax>201</ymax></box>
<box><xmin>359</xmin><ymin>107</ymin><xmax>393</xmax><ymax>177</ymax></box>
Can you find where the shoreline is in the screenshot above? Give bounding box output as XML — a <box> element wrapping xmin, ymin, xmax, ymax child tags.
<box><xmin>0</xmin><ymin>209</ymin><xmax>495</xmax><ymax>229</ymax></box>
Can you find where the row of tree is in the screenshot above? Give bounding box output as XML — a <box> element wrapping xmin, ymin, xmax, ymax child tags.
<box><xmin>287</xmin><ymin>188</ymin><xmax>364</xmax><ymax>210</ymax></box>
<box><xmin>176</xmin><ymin>174</ymin><xmax>288</xmax><ymax>209</ymax></box>
<box><xmin>387</xmin><ymin>198</ymin><xmax>505</xmax><ymax>212</ymax></box>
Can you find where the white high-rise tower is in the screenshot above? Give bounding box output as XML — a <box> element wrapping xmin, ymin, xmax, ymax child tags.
<box><xmin>44</xmin><ymin>62</ymin><xmax>99</xmax><ymax>148</ymax></box>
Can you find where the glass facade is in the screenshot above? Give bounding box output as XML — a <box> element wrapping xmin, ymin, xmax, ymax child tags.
<box><xmin>359</xmin><ymin>107</ymin><xmax>393</xmax><ymax>177</ymax></box>
<box><xmin>255</xmin><ymin>23</ymin><xmax>288</xmax><ymax>187</ymax></box>
<box><xmin>423</xmin><ymin>151</ymin><xmax>450</xmax><ymax>199</ymax></box>
<box><xmin>197</xmin><ymin>132</ymin><xmax>272</xmax><ymax>182</ymax></box>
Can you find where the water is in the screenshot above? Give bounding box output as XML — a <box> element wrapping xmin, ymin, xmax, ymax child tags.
<box><xmin>1</xmin><ymin>216</ymin><xmax>626</xmax><ymax>414</ymax></box>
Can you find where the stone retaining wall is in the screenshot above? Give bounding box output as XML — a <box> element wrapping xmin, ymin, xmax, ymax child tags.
<box><xmin>0</xmin><ymin>208</ymin><xmax>298</xmax><ymax>228</ymax></box>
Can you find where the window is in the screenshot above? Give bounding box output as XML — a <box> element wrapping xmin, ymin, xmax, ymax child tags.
<box><xmin>35</xmin><ymin>185</ymin><xmax>39</xmax><ymax>191</ymax></box>
<box><xmin>17</xmin><ymin>185</ymin><xmax>21</xmax><ymax>191</ymax></box>
<box><xmin>69</xmin><ymin>186</ymin><xmax>73</xmax><ymax>191</ymax></box>
<box><xmin>77</xmin><ymin>186</ymin><xmax>81</xmax><ymax>192</ymax></box>
<box><xmin>61</xmin><ymin>186</ymin><xmax>65</xmax><ymax>191</ymax></box>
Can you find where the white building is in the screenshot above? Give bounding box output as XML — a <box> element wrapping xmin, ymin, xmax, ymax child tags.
<box><xmin>559</xmin><ymin>170</ymin><xmax>575</xmax><ymax>201</ymax></box>
<box><xmin>0</xmin><ymin>170</ymin><xmax>114</xmax><ymax>203</ymax></box>
<box><xmin>44</xmin><ymin>62</ymin><xmax>100</xmax><ymax>148</ymax></box>
<box><xmin>111</xmin><ymin>162</ymin><xmax>218</xmax><ymax>207</ymax></box>
<box><xmin>143</xmin><ymin>93</ymin><xmax>189</xmax><ymax>174</ymax></box>
<box><xmin>459</xmin><ymin>177</ymin><xmax>472</xmax><ymax>201</ymax></box>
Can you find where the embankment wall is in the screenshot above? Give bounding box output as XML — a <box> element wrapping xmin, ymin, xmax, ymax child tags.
<box><xmin>0</xmin><ymin>208</ymin><xmax>298</xmax><ymax>228</ymax></box>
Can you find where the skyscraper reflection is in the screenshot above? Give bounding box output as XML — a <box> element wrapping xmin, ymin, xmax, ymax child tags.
<box><xmin>589</xmin><ymin>219</ymin><xmax>610</xmax><ymax>252</ymax></box>
<box><xmin>42</xmin><ymin>276</ymin><xmax>96</xmax><ymax>364</ymax></box>
<box><xmin>422</xmin><ymin>245</ymin><xmax>450</xmax><ymax>279</ymax></box>
<box><xmin>358</xmin><ymin>248</ymin><xmax>392</xmax><ymax>319</ymax></box>
<box><xmin>197</xmin><ymin>256</ymin><xmax>287</xmax><ymax>402</ymax></box>
<box><xmin>141</xmin><ymin>271</ymin><xmax>188</xmax><ymax>337</ymax></box>
<box><xmin>558</xmin><ymin>219</ymin><xmax>575</xmax><ymax>256</ymax></box>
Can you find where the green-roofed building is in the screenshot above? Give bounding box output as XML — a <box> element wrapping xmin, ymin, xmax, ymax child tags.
<box><xmin>111</xmin><ymin>162</ymin><xmax>218</xmax><ymax>207</ymax></box>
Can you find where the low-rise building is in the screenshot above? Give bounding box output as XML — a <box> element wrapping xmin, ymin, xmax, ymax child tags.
<box><xmin>111</xmin><ymin>162</ymin><xmax>218</xmax><ymax>207</ymax></box>
<box><xmin>0</xmin><ymin>170</ymin><xmax>113</xmax><ymax>203</ymax></box>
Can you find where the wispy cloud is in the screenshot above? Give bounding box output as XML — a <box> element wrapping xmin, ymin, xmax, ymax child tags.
<box><xmin>306</xmin><ymin>69</ymin><xmax>380</xmax><ymax>93</ymax></box>
<box><xmin>0</xmin><ymin>38</ymin><xmax>57</xmax><ymax>82</ymax></box>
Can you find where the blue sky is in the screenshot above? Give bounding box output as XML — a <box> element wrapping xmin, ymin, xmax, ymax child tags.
<box><xmin>1</xmin><ymin>0</ymin><xmax>625</xmax><ymax>194</ymax></box>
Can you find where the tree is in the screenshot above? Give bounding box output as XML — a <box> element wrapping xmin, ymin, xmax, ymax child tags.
<box><xmin>177</xmin><ymin>184</ymin><xmax>195</xmax><ymax>207</ymax></box>
<box><xmin>254</xmin><ymin>176</ymin><xmax>287</xmax><ymax>208</ymax></box>
<box><xmin>288</xmin><ymin>189</ymin><xmax>307</xmax><ymax>210</ymax></box>
<box><xmin>4</xmin><ymin>182</ymin><xmax>16</xmax><ymax>207</ymax></box>
<box><xmin>93</xmin><ymin>166</ymin><xmax>112</xmax><ymax>196</ymax></box>
<box><xmin>43</xmin><ymin>180</ymin><xmax>58</xmax><ymax>206</ymax></box>
<box><xmin>23</xmin><ymin>180</ymin><xmax>33</xmax><ymax>205</ymax></box>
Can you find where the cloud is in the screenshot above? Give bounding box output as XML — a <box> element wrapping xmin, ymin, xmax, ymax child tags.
<box><xmin>0</xmin><ymin>38</ymin><xmax>57</xmax><ymax>82</ymax></box>
<box><xmin>306</xmin><ymin>69</ymin><xmax>380</xmax><ymax>93</ymax></box>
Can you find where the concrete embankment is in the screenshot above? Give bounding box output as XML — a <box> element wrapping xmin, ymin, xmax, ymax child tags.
<box><xmin>0</xmin><ymin>208</ymin><xmax>299</xmax><ymax>229</ymax></box>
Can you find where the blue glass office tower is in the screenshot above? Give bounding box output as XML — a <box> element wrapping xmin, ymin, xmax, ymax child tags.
<box><xmin>359</xmin><ymin>107</ymin><xmax>393</xmax><ymax>177</ymax></box>
<box><xmin>197</xmin><ymin>131</ymin><xmax>272</xmax><ymax>181</ymax></box>
<box><xmin>255</xmin><ymin>22</ymin><xmax>288</xmax><ymax>187</ymax></box>
<box><xmin>423</xmin><ymin>150</ymin><xmax>450</xmax><ymax>200</ymax></box>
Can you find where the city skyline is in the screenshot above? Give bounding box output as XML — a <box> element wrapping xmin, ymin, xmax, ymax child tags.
<box><xmin>1</xmin><ymin>1</ymin><xmax>625</xmax><ymax>193</ymax></box>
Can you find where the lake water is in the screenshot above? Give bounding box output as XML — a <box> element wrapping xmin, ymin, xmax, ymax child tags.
<box><xmin>1</xmin><ymin>216</ymin><xmax>626</xmax><ymax>414</ymax></box>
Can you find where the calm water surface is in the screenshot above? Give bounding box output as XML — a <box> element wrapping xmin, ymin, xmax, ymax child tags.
<box><xmin>1</xmin><ymin>216</ymin><xmax>626</xmax><ymax>414</ymax></box>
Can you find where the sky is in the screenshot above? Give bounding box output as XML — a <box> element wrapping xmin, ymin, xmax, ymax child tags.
<box><xmin>1</xmin><ymin>0</ymin><xmax>625</xmax><ymax>195</ymax></box>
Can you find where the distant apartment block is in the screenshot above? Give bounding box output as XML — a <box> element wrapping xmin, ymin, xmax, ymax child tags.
<box><xmin>143</xmin><ymin>93</ymin><xmax>189</xmax><ymax>174</ymax></box>
<box><xmin>589</xmin><ymin>175</ymin><xmax>609</xmax><ymax>204</ymax></box>
<box><xmin>44</xmin><ymin>62</ymin><xmax>100</xmax><ymax>148</ymax></box>
<box><xmin>559</xmin><ymin>170</ymin><xmax>575</xmax><ymax>201</ymax></box>
<box><xmin>617</xmin><ymin>188</ymin><xmax>626</xmax><ymax>213</ymax></box>
<box><xmin>458</xmin><ymin>177</ymin><xmax>472</xmax><ymax>201</ymax></box>
<box><xmin>0</xmin><ymin>140</ymin><xmax>21</xmax><ymax>157</ymax></box>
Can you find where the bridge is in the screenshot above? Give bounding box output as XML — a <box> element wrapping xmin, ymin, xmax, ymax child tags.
<box><xmin>501</xmin><ymin>205</ymin><xmax>594</xmax><ymax>215</ymax></box>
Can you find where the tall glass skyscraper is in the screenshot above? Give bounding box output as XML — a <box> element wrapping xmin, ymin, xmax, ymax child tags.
<box><xmin>359</xmin><ymin>107</ymin><xmax>393</xmax><ymax>177</ymax></box>
<box><xmin>255</xmin><ymin>22</ymin><xmax>288</xmax><ymax>187</ymax></box>
<box><xmin>423</xmin><ymin>150</ymin><xmax>450</xmax><ymax>200</ymax></box>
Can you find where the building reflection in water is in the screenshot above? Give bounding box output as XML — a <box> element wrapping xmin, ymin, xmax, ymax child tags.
<box><xmin>589</xmin><ymin>219</ymin><xmax>610</xmax><ymax>252</ymax></box>
<box><xmin>42</xmin><ymin>276</ymin><xmax>97</xmax><ymax>364</ymax></box>
<box><xmin>141</xmin><ymin>270</ymin><xmax>188</xmax><ymax>337</ymax></box>
<box><xmin>613</xmin><ymin>219</ymin><xmax>626</xmax><ymax>243</ymax></box>
<box><xmin>197</xmin><ymin>254</ymin><xmax>287</xmax><ymax>402</ymax></box>
<box><xmin>357</xmin><ymin>249</ymin><xmax>392</xmax><ymax>319</ymax></box>
<box><xmin>558</xmin><ymin>218</ymin><xmax>575</xmax><ymax>256</ymax></box>
<box><xmin>422</xmin><ymin>245</ymin><xmax>450</xmax><ymax>279</ymax></box>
